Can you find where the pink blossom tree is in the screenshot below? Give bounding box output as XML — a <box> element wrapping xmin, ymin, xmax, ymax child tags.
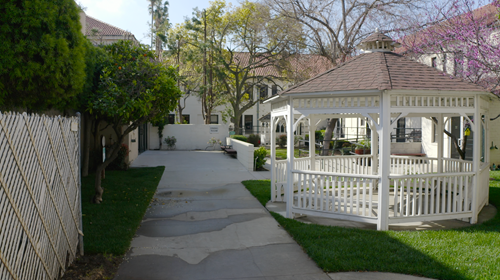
<box><xmin>398</xmin><ymin>0</ymin><xmax>500</xmax><ymax>94</ymax></box>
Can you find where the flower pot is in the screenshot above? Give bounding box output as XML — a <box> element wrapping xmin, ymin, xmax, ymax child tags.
<box><xmin>355</xmin><ymin>149</ymin><xmax>371</xmax><ymax>155</ymax></box>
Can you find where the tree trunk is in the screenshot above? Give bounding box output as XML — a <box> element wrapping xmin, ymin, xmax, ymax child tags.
<box><xmin>444</xmin><ymin>129</ymin><xmax>467</xmax><ymax>160</ymax></box>
<box><xmin>234</xmin><ymin>114</ymin><xmax>242</xmax><ymax>135</ymax></box>
<box><xmin>93</xmin><ymin>163</ymin><xmax>105</xmax><ymax>203</ymax></box>
<box><xmin>93</xmin><ymin>120</ymin><xmax>101</xmax><ymax>151</ymax></box>
<box><xmin>177</xmin><ymin>103</ymin><xmax>184</xmax><ymax>124</ymax></box>
<box><xmin>81</xmin><ymin>113</ymin><xmax>92</xmax><ymax>177</ymax></box>
<box><xmin>92</xmin><ymin>135</ymin><xmax>124</xmax><ymax>203</ymax></box>
<box><xmin>322</xmin><ymin>118</ymin><xmax>339</xmax><ymax>156</ymax></box>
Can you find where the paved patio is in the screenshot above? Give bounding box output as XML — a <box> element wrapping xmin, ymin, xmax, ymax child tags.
<box><xmin>114</xmin><ymin>151</ymin><xmax>444</xmax><ymax>280</ymax></box>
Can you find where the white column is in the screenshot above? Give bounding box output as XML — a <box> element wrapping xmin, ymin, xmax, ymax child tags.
<box><xmin>377</xmin><ymin>92</ymin><xmax>391</xmax><ymax>231</ymax></box>
<box><xmin>437</xmin><ymin>114</ymin><xmax>444</xmax><ymax>173</ymax></box>
<box><xmin>471</xmin><ymin>96</ymin><xmax>480</xmax><ymax>224</ymax></box>
<box><xmin>370</xmin><ymin>119</ymin><xmax>379</xmax><ymax>175</ymax></box>
<box><xmin>270</xmin><ymin>114</ymin><xmax>276</xmax><ymax>202</ymax></box>
<box><xmin>286</xmin><ymin>97</ymin><xmax>295</xmax><ymax>218</ymax></box>
<box><xmin>309</xmin><ymin>117</ymin><xmax>317</xmax><ymax>171</ymax></box>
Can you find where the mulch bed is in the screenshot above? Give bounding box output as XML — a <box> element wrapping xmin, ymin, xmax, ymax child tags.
<box><xmin>61</xmin><ymin>254</ymin><xmax>123</xmax><ymax>280</ymax></box>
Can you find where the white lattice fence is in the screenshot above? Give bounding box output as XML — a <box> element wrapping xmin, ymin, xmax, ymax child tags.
<box><xmin>0</xmin><ymin>112</ymin><xmax>82</xmax><ymax>280</ymax></box>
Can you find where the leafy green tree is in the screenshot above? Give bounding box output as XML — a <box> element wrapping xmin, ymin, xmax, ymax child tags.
<box><xmin>79</xmin><ymin>39</ymin><xmax>109</xmax><ymax>177</ymax></box>
<box><xmin>209</xmin><ymin>1</ymin><xmax>302</xmax><ymax>134</ymax></box>
<box><xmin>167</xmin><ymin>1</ymin><xmax>230</xmax><ymax>124</ymax></box>
<box><xmin>0</xmin><ymin>0</ymin><xmax>86</xmax><ymax>111</ymax></box>
<box><xmin>88</xmin><ymin>40</ymin><xmax>181</xmax><ymax>203</ymax></box>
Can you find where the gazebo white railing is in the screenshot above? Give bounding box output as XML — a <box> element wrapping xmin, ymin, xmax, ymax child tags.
<box><xmin>275</xmin><ymin>158</ymin><xmax>477</xmax><ymax>224</ymax></box>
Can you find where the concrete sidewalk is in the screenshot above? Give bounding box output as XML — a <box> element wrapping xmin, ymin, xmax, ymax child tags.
<box><xmin>114</xmin><ymin>151</ymin><xmax>432</xmax><ymax>280</ymax></box>
<box><xmin>114</xmin><ymin>151</ymin><xmax>328</xmax><ymax>280</ymax></box>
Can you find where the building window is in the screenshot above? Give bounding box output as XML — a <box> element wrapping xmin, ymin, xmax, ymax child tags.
<box><xmin>454</xmin><ymin>53</ymin><xmax>464</xmax><ymax>77</ymax></box>
<box><xmin>182</xmin><ymin>114</ymin><xmax>190</xmax><ymax>124</ymax></box>
<box><xmin>431</xmin><ymin>57</ymin><xmax>437</xmax><ymax>68</ymax></box>
<box><xmin>244</xmin><ymin>115</ymin><xmax>253</xmax><ymax>131</ymax></box>
<box><xmin>168</xmin><ymin>114</ymin><xmax>175</xmax><ymax>124</ymax></box>
<box><xmin>210</xmin><ymin>115</ymin><xmax>218</xmax><ymax>124</ymax></box>
<box><xmin>259</xmin><ymin>85</ymin><xmax>268</xmax><ymax>99</ymax></box>
<box><xmin>396</xmin><ymin>118</ymin><xmax>406</xmax><ymax>142</ymax></box>
<box><xmin>272</xmin><ymin>85</ymin><xmax>278</xmax><ymax>95</ymax></box>
<box><xmin>245</xmin><ymin>85</ymin><xmax>253</xmax><ymax>100</ymax></box>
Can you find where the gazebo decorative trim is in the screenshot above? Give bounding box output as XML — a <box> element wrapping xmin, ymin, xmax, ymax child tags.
<box><xmin>266</xmin><ymin>31</ymin><xmax>494</xmax><ymax>230</ymax></box>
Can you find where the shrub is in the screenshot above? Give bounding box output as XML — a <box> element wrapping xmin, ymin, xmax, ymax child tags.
<box><xmin>108</xmin><ymin>144</ymin><xmax>130</xmax><ymax>170</ymax></box>
<box><xmin>164</xmin><ymin>136</ymin><xmax>177</xmax><ymax>149</ymax></box>
<box><xmin>278</xmin><ymin>134</ymin><xmax>287</xmax><ymax>148</ymax></box>
<box><xmin>247</xmin><ymin>134</ymin><xmax>260</xmax><ymax>146</ymax></box>
<box><xmin>231</xmin><ymin>135</ymin><xmax>248</xmax><ymax>142</ymax></box>
<box><xmin>254</xmin><ymin>147</ymin><xmax>267</xmax><ymax>170</ymax></box>
<box><xmin>305</xmin><ymin>131</ymin><xmax>324</xmax><ymax>141</ymax></box>
<box><xmin>335</xmin><ymin>140</ymin><xmax>350</xmax><ymax>148</ymax></box>
<box><xmin>315</xmin><ymin>130</ymin><xmax>323</xmax><ymax>141</ymax></box>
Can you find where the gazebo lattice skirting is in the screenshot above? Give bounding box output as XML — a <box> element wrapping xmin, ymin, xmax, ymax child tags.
<box><xmin>265</xmin><ymin>31</ymin><xmax>494</xmax><ymax>230</ymax></box>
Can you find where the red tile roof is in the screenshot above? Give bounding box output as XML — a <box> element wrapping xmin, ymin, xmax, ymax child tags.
<box><xmin>278</xmin><ymin>51</ymin><xmax>486</xmax><ymax>96</ymax></box>
<box><xmin>231</xmin><ymin>52</ymin><xmax>333</xmax><ymax>79</ymax></box>
<box><xmin>85</xmin><ymin>15</ymin><xmax>134</xmax><ymax>37</ymax></box>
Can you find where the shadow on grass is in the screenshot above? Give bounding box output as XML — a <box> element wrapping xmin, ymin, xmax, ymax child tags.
<box><xmin>272</xmin><ymin>212</ymin><xmax>468</xmax><ymax>279</ymax></box>
<box><xmin>81</xmin><ymin>166</ymin><xmax>165</xmax><ymax>255</ymax></box>
<box><xmin>244</xmin><ymin>177</ymin><xmax>500</xmax><ymax>280</ymax></box>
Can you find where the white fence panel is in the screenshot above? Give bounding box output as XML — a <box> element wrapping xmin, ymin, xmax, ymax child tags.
<box><xmin>291</xmin><ymin>170</ymin><xmax>379</xmax><ymax>224</ymax></box>
<box><xmin>272</xmin><ymin>158</ymin><xmax>311</xmax><ymax>202</ymax></box>
<box><xmin>390</xmin><ymin>173</ymin><xmax>474</xmax><ymax>220</ymax></box>
<box><xmin>0</xmin><ymin>112</ymin><xmax>81</xmax><ymax>280</ymax></box>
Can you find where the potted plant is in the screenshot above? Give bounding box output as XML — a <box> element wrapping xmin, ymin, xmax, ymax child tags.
<box><xmin>355</xmin><ymin>137</ymin><xmax>371</xmax><ymax>155</ymax></box>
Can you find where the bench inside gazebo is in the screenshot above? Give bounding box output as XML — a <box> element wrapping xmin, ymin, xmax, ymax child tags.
<box><xmin>265</xmin><ymin>31</ymin><xmax>494</xmax><ymax>230</ymax></box>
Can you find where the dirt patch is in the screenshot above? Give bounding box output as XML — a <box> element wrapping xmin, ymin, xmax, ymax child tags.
<box><xmin>62</xmin><ymin>254</ymin><xmax>123</xmax><ymax>280</ymax></box>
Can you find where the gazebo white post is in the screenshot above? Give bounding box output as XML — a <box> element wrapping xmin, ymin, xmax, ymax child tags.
<box><xmin>371</xmin><ymin>119</ymin><xmax>379</xmax><ymax>175</ymax></box>
<box><xmin>471</xmin><ymin>95</ymin><xmax>481</xmax><ymax>224</ymax></box>
<box><xmin>309</xmin><ymin>116</ymin><xmax>317</xmax><ymax>171</ymax></box>
<box><xmin>377</xmin><ymin>92</ymin><xmax>391</xmax><ymax>231</ymax></box>
<box><xmin>437</xmin><ymin>114</ymin><xmax>444</xmax><ymax>174</ymax></box>
<box><xmin>270</xmin><ymin>113</ymin><xmax>276</xmax><ymax>202</ymax></box>
<box><xmin>286</xmin><ymin>96</ymin><xmax>295</xmax><ymax>218</ymax></box>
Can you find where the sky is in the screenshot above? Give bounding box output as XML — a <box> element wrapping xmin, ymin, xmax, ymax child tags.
<box><xmin>77</xmin><ymin>0</ymin><xmax>216</xmax><ymax>45</ymax></box>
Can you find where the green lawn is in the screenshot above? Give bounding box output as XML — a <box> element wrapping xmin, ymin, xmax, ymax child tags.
<box><xmin>243</xmin><ymin>172</ymin><xmax>500</xmax><ymax>280</ymax></box>
<box><xmin>265</xmin><ymin>148</ymin><xmax>314</xmax><ymax>160</ymax></box>
<box><xmin>81</xmin><ymin>166</ymin><xmax>164</xmax><ymax>255</ymax></box>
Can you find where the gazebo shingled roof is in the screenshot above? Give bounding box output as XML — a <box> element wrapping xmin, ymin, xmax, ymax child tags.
<box><xmin>360</xmin><ymin>31</ymin><xmax>395</xmax><ymax>44</ymax></box>
<box><xmin>276</xmin><ymin>52</ymin><xmax>485</xmax><ymax>96</ymax></box>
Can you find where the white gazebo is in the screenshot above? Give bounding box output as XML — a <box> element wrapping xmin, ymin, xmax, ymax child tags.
<box><xmin>265</xmin><ymin>31</ymin><xmax>495</xmax><ymax>230</ymax></box>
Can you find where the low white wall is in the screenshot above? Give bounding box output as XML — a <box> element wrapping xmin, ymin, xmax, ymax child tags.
<box><xmin>391</xmin><ymin>142</ymin><xmax>422</xmax><ymax>154</ymax></box>
<box><xmin>149</xmin><ymin>124</ymin><xmax>229</xmax><ymax>150</ymax></box>
<box><xmin>228</xmin><ymin>138</ymin><xmax>255</xmax><ymax>171</ymax></box>
<box><xmin>124</xmin><ymin>127</ymin><xmax>139</xmax><ymax>163</ymax></box>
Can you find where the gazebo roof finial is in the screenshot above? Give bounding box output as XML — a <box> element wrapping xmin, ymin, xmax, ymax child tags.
<box><xmin>358</xmin><ymin>29</ymin><xmax>400</xmax><ymax>53</ymax></box>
